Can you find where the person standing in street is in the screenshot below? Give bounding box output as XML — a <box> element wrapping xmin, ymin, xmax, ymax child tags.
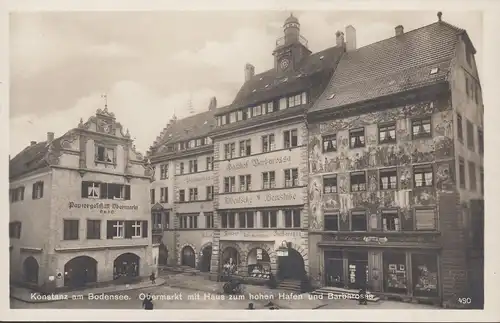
<box><xmin>142</xmin><ymin>293</ymin><xmax>154</xmax><ymax>310</ymax></box>
<box><xmin>150</xmin><ymin>272</ymin><xmax>156</xmax><ymax>284</ymax></box>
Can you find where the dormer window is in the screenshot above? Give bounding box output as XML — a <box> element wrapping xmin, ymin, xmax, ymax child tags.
<box><xmin>229</xmin><ymin>112</ymin><xmax>237</xmax><ymax>123</ymax></box>
<box><xmin>327</xmin><ymin>94</ymin><xmax>335</xmax><ymax>100</ymax></box>
<box><xmin>430</xmin><ymin>67</ymin><xmax>439</xmax><ymax>75</ymax></box>
<box><xmin>252</xmin><ymin>105</ymin><xmax>262</xmax><ymax>117</ymax></box>
<box><xmin>95</xmin><ymin>145</ymin><xmax>115</xmax><ymax>163</ymax></box>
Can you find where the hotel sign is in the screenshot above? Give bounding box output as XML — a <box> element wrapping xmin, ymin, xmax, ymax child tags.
<box><xmin>221</xmin><ymin>229</ymin><xmax>303</xmax><ymax>241</ymax></box>
<box><xmin>218</xmin><ymin>187</ymin><xmax>303</xmax><ymax>209</ymax></box>
<box><xmin>185</xmin><ymin>174</ymin><xmax>212</xmax><ymax>184</ymax></box>
<box><xmin>68</xmin><ymin>201</ymin><xmax>139</xmax><ymax>214</ymax></box>
<box><xmin>221</xmin><ymin>149</ymin><xmax>300</xmax><ymax>174</ymax></box>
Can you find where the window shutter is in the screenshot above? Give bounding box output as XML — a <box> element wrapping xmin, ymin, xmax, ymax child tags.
<box><xmin>415</xmin><ymin>209</ymin><xmax>436</xmax><ymax>230</ymax></box>
<box><xmin>125</xmin><ymin>185</ymin><xmax>131</xmax><ymax>200</ymax></box>
<box><xmin>142</xmin><ymin>221</ymin><xmax>148</xmax><ymax>238</ymax></box>
<box><xmin>106</xmin><ymin>221</ymin><xmax>114</xmax><ymax>239</ymax></box>
<box><xmin>100</xmin><ymin>183</ymin><xmax>108</xmax><ymax>199</ymax></box>
<box><xmin>40</xmin><ymin>182</ymin><xmax>44</xmax><ymax>198</ymax></box>
<box><xmin>81</xmin><ymin>182</ymin><xmax>88</xmax><ymax>198</ymax></box>
<box><xmin>125</xmin><ymin>221</ymin><xmax>133</xmax><ymax>238</ymax></box>
<box><xmin>32</xmin><ymin>183</ymin><xmax>36</xmax><ymax>199</ymax></box>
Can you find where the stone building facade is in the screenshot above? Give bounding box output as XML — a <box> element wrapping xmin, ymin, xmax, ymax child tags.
<box><xmin>9</xmin><ymin>107</ymin><xmax>154</xmax><ymax>290</ymax></box>
<box><xmin>306</xmin><ymin>18</ymin><xmax>483</xmax><ymax>306</ymax></box>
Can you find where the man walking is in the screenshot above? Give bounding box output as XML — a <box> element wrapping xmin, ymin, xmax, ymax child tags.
<box><xmin>142</xmin><ymin>293</ymin><xmax>154</xmax><ymax>310</ymax></box>
<box><xmin>150</xmin><ymin>272</ymin><xmax>156</xmax><ymax>284</ymax></box>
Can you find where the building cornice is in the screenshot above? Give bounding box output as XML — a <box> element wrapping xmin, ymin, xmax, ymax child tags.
<box><xmin>150</xmin><ymin>144</ymin><xmax>214</xmax><ymax>164</ymax></box>
<box><xmin>51</xmin><ymin>165</ymin><xmax>151</xmax><ymax>180</ymax></box>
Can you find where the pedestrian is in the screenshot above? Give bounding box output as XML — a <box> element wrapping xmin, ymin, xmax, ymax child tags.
<box><xmin>358</xmin><ymin>284</ymin><xmax>368</xmax><ymax>305</ymax></box>
<box><xmin>150</xmin><ymin>272</ymin><xmax>156</xmax><ymax>284</ymax></box>
<box><xmin>143</xmin><ymin>293</ymin><xmax>154</xmax><ymax>310</ymax></box>
<box><xmin>247</xmin><ymin>302</ymin><xmax>255</xmax><ymax>310</ymax></box>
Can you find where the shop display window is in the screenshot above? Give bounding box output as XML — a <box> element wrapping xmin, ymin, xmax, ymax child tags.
<box><xmin>383</xmin><ymin>252</ymin><xmax>407</xmax><ymax>294</ymax></box>
<box><xmin>412</xmin><ymin>253</ymin><xmax>439</xmax><ymax>297</ymax></box>
<box><xmin>247</xmin><ymin>248</ymin><xmax>271</xmax><ymax>279</ymax></box>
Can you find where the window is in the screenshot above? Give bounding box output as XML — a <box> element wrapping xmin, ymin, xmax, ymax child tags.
<box><xmin>466</xmin><ymin>120</ymin><xmax>474</xmax><ymax>150</ymax></box>
<box><xmin>189</xmin><ymin>188</ymin><xmax>198</xmax><ymax>201</ymax></box>
<box><xmin>475</xmin><ymin>83</ymin><xmax>481</xmax><ymax>104</ymax></box>
<box><xmin>284</xmin><ymin>129</ymin><xmax>298</xmax><ymax>148</ymax></box>
<box><xmin>10</xmin><ymin>187</ymin><xmax>25</xmax><ymax>203</ymax></box>
<box><xmin>239</xmin><ymin>175</ymin><xmax>251</xmax><ymax>192</ymax></box>
<box><xmin>380</xmin><ymin>168</ymin><xmax>398</xmax><ymax>190</ymax></box>
<box><xmin>383</xmin><ymin>252</ymin><xmax>408</xmax><ymax>294</ymax></box>
<box><xmin>323</xmin><ymin>175</ymin><xmax>337</xmax><ymax>193</ymax></box>
<box><xmin>412</xmin><ymin>118</ymin><xmax>432</xmax><ymax>139</ymax></box>
<box><xmin>206</xmin><ymin>186</ymin><xmax>214</xmax><ymax>200</ymax></box>
<box><xmin>179</xmin><ymin>189</ymin><xmax>185</xmax><ymax>202</ymax></box>
<box><xmin>381</xmin><ymin>210</ymin><xmax>400</xmax><ymax>231</ymax></box>
<box><xmin>265</xmin><ymin>101</ymin><xmax>275</xmax><ymax>113</ymax></box>
<box><xmin>160</xmin><ymin>164</ymin><xmax>169</xmax><ymax>180</ymax></box>
<box><xmin>189</xmin><ymin>160</ymin><xmax>198</xmax><ymax>173</ymax></box>
<box><xmin>284</xmin><ymin>209</ymin><xmax>301</xmax><ymax>228</ymax></box>
<box><xmin>469</xmin><ymin>161</ymin><xmax>477</xmax><ymax>191</ymax></box>
<box><xmin>351</xmin><ymin>211</ymin><xmax>367</xmax><ymax>231</ymax></box>
<box><xmin>415</xmin><ymin>208</ymin><xmax>436</xmax><ymax>231</ymax></box>
<box><xmin>220</xmin><ymin>212</ymin><xmax>236</xmax><ymax>228</ymax></box>
<box><xmin>262</xmin><ymin>171</ymin><xmax>276</xmax><ymax>189</ymax></box>
<box><xmin>279</xmin><ymin>97</ymin><xmax>287</xmax><ymax>110</ymax></box>
<box><xmin>349</xmin><ymin>128</ymin><xmax>366</xmax><ymax>149</ymax></box>
<box><xmin>412</xmin><ymin>254</ymin><xmax>439</xmax><ymax>297</ymax></box>
<box><xmin>86</xmin><ymin>220</ymin><xmax>101</xmax><ymax>239</ymax></box>
<box><xmin>206</xmin><ymin>156</ymin><xmax>214</xmax><ymax>170</ymax></box>
<box><xmin>32</xmin><ymin>181</ymin><xmax>44</xmax><ymax>199</ymax></box>
<box><xmin>160</xmin><ymin>187</ymin><xmax>168</xmax><ymax>203</ymax></box>
<box><xmin>478</xmin><ymin>128</ymin><xmax>483</xmax><ymax>155</ymax></box>
<box><xmin>205</xmin><ymin>213</ymin><xmax>214</xmax><ymax>228</ymax></box>
<box><xmin>241</xmin><ymin>109</ymin><xmax>249</xmax><ymax>120</ymax></box>
<box><xmin>221</xmin><ymin>115</ymin><xmax>227</xmax><ymax>125</ymax></box>
<box><xmin>150</xmin><ymin>189</ymin><xmax>155</xmax><ymax>204</ymax></box>
<box><xmin>81</xmin><ymin>182</ymin><xmax>131</xmax><ymax>200</ymax></box>
<box><xmin>480</xmin><ymin>167</ymin><xmax>484</xmax><ymax>194</ymax></box>
<box><xmin>131</xmin><ymin>221</ymin><xmax>142</xmax><ymax>238</ymax></box>
<box><xmin>324</xmin><ymin>213</ymin><xmax>339</xmax><ymax>231</ymax></box>
<box><xmin>179</xmin><ymin>162</ymin><xmax>184</xmax><ymax>175</ymax></box>
<box><xmin>152</xmin><ymin>212</ymin><xmax>163</xmax><ymax>230</ymax></box>
<box><xmin>465</xmin><ymin>76</ymin><xmax>470</xmax><ymax>97</ymax></box>
<box><xmin>262</xmin><ymin>134</ymin><xmax>275</xmax><ymax>152</ymax></box>
<box><xmin>224</xmin><ymin>143</ymin><xmax>236</xmax><ymax>159</ymax></box>
<box><xmin>179</xmin><ymin>215</ymin><xmax>198</xmax><ymax>229</ymax></box>
<box><xmin>9</xmin><ymin>222</ymin><xmax>21</xmax><ymax>239</ymax></box>
<box><xmin>261</xmin><ymin>211</ymin><xmax>278</xmax><ymax>228</ymax></box>
<box><xmin>95</xmin><ymin>145</ymin><xmax>115</xmax><ymax>163</ymax></box>
<box><xmin>238</xmin><ymin>211</ymin><xmax>255</xmax><ymax>228</ymax></box>
<box><xmin>239</xmin><ymin>139</ymin><xmax>251</xmax><ymax>157</ymax></box>
<box><xmin>413</xmin><ymin>165</ymin><xmax>433</xmax><ymax>188</ymax></box>
<box><xmin>322</xmin><ymin>135</ymin><xmax>337</xmax><ymax>152</ymax></box>
<box><xmin>63</xmin><ymin>220</ymin><xmax>79</xmax><ymax>240</ymax></box>
<box><xmin>350</xmin><ymin>172</ymin><xmax>366</xmax><ymax>192</ymax></box>
<box><xmin>379</xmin><ymin>123</ymin><xmax>396</xmax><ymax>144</ymax></box>
<box><xmin>284</xmin><ymin>168</ymin><xmax>299</xmax><ymax>187</ymax></box>
<box><xmin>224</xmin><ymin>176</ymin><xmax>236</xmax><ymax>193</ymax></box>
<box><xmin>229</xmin><ymin>112</ymin><xmax>237</xmax><ymax>123</ymax></box>
<box><xmin>459</xmin><ymin>158</ymin><xmax>466</xmax><ymax>188</ymax></box>
<box><xmin>252</xmin><ymin>105</ymin><xmax>262</xmax><ymax>117</ymax></box>
<box><xmin>288</xmin><ymin>93</ymin><xmax>302</xmax><ymax>108</ymax></box>
<box><xmin>457</xmin><ymin>113</ymin><xmax>463</xmax><ymax>142</ymax></box>
<box><xmin>107</xmin><ymin>220</ymin><xmax>124</xmax><ymax>238</ymax></box>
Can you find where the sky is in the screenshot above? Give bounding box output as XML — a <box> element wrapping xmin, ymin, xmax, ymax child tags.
<box><xmin>9</xmin><ymin>10</ymin><xmax>483</xmax><ymax>157</ymax></box>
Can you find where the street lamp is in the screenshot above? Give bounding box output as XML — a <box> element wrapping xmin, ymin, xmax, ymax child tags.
<box><xmin>276</xmin><ymin>240</ymin><xmax>289</xmax><ymax>257</ymax></box>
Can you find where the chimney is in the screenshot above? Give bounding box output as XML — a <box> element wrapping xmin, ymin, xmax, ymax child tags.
<box><xmin>335</xmin><ymin>31</ymin><xmax>345</xmax><ymax>48</ymax></box>
<box><xmin>30</xmin><ymin>141</ymin><xmax>37</xmax><ymax>146</ymax></box>
<box><xmin>208</xmin><ymin>97</ymin><xmax>217</xmax><ymax>111</ymax></box>
<box><xmin>47</xmin><ymin>132</ymin><xmax>54</xmax><ymax>143</ymax></box>
<box><xmin>245</xmin><ymin>63</ymin><xmax>255</xmax><ymax>82</ymax></box>
<box><xmin>345</xmin><ymin>25</ymin><xmax>357</xmax><ymax>51</ymax></box>
<box><xmin>395</xmin><ymin>25</ymin><xmax>404</xmax><ymax>36</ymax></box>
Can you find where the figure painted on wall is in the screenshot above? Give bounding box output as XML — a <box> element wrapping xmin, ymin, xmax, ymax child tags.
<box><xmin>309</xmin><ymin>136</ymin><xmax>323</xmax><ymax>174</ymax></box>
<box><xmin>433</xmin><ymin>136</ymin><xmax>454</xmax><ymax>159</ymax></box>
<box><xmin>413</xmin><ymin>189</ymin><xmax>435</xmax><ymax>206</ymax></box>
<box><xmin>436</xmin><ymin>163</ymin><xmax>454</xmax><ymax>191</ymax></box>
<box><xmin>337</xmin><ymin>174</ymin><xmax>349</xmax><ymax>194</ymax></box>
<box><xmin>399</xmin><ymin>168</ymin><xmax>411</xmax><ymax>189</ymax></box>
<box><xmin>434</xmin><ymin>112</ymin><xmax>453</xmax><ymax>138</ymax></box>
<box><xmin>309</xmin><ymin>179</ymin><xmax>323</xmax><ymax>230</ymax></box>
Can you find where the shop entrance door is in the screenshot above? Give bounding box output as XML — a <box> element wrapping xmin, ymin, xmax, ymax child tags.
<box><xmin>324</xmin><ymin>250</ymin><xmax>344</xmax><ymax>287</ymax></box>
<box><xmin>347</xmin><ymin>251</ymin><xmax>368</xmax><ymax>290</ymax></box>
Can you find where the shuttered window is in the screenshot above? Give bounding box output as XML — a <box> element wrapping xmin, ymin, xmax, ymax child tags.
<box><xmin>415</xmin><ymin>209</ymin><xmax>436</xmax><ymax>231</ymax></box>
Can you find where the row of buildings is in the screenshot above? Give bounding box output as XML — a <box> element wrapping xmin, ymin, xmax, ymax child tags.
<box><xmin>10</xmin><ymin>13</ymin><xmax>484</xmax><ymax>307</ymax></box>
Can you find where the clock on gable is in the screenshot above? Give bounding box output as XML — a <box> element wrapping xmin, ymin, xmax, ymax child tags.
<box><xmin>279</xmin><ymin>58</ymin><xmax>290</xmax><ymax>71</ymax></box>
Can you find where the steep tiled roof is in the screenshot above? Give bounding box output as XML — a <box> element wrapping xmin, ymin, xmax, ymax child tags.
<box><xmin>218</xmin><ymin>45</ymin><xmax>345</xmax><ymax>115</ymax></box>
<box><xmin>310</xmin><ymin>21</ymin><xmax>465</xmax><ymax>113</ymax></box>
<box><xmin>151</xmin><ymin>108</ymin><xmax>219</xmax><ymax>150</ymax></box>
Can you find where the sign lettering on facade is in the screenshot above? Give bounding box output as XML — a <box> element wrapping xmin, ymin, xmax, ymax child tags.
<box><xmin>185</xmin><ymin>175</ymin><xmax>212</xmax><ymax>184</ymax></box>
<box><xmin>222</xmin><ymin>191</ymin><xmax>298</xmax><ymax>207</ymax></box>
<box><xmin>226</xmin><ymin>155</ymin><xmax>292</xmax><ymax>172</ymax></box>
<box><xmin>220</xmin><ymin>229</ymin><xmax>302</xmax><ymax>240</ymax></box>
<box><xmin>68</xmin><ymin>201</ymin><xmax>139</xmax><ymax>214</ymax></box>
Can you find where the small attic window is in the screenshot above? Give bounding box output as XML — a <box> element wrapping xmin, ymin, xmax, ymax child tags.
<box><xmin>296</xmin><ymin>73</ymin><xmax>303</xmax><ymax>78</ymax></box>
<box><xmin>265</xmin><ymin>84</ymin><xmax>270</xmax><ymax>88</ymax></box>
<box><xmin>430</xmin><ymin>67</ymin><xmax>439</xmax><ymax>75</ymax></box>
<box><xmin>204</xmin><ymin>121</ymin><xmax>208</xmax><ymax>125</ymax></box>
<box><xmin>283</xmin><ymin>77</ymin><xmax>288</xmax><ymax>82</ymax></box>
<box><xmin>169</xmin><ymin>134</ymin><xmax>172</xmax><ymax>137</ymax></box>
<box><xmin>327</xmin><ymin>94</ymin><xmax>335</xmax><ymax>100</ymax></box>
<box><xmin>320</xmin><ymin>56</ymin><xmax>325</xmax><ymax>60</ymax></box>
<box><xmin>252</xmin><ymin>89</ymin><xmax>257</xmax><ymax>93</ymax></box>
<box><xmin>259</xmin><ymin>77</ymin><xmax>263</xmax><ymax>81</ymax></box>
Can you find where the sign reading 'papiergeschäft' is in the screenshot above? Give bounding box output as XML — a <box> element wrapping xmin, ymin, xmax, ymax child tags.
<box><xmin>68</xmin><ymin>202</ymin><xmax>139</xmax><ymax>214</ymax></box>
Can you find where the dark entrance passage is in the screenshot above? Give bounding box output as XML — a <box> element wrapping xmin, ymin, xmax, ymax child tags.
<box><xmin>64</xmin><ymin>256</ymin><xmax>98</xmax><ymax>288</ymax></box>
<box><xmin>158</xmin><ymin>243</ymin><xmax>168</xmax><ymax>266</ymax></box>
<box><xmin>23</xmin><ymin>256</ymin><xmax>39</xmax><ymax>284</ymax></box>
<box><xmin>113</xmin><ymin>253</ymin><xmax>140</xmax><ymax>280</ymax></box>
<box><xmin>347</xmin><ymin>251</ymin><xmax>368</xmax><ymax>289</ymax></box>
<box><xmin>277</xmin><ymin>248</ymin><xmax>306</xmax><ymax>280</ymax></box>
<box><xmin>198</xmin><ymin>246</ymin><xmax>212</xmax><ymax>272</ymax></box>
<box><xmin>181</xmin><ymin>246</ymin><xmax>196</xmax><ymax>268</ymax></box>
<box><xmin>324</xmin><ymin>250</ymin><xmax>344</xmax><ymax>287</ymax></box>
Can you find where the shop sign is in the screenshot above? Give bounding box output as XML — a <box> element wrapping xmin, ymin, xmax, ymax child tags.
<box><xmin>363</xmin><ymin>236</ymin><xmax>388</xmax><ymax>244</ymax></box>
<box><xmin>276</xmin><ymin>249</ymin><xmax>288</xmax><ymax>257</ymax></box>
<box><xmin>68</xmin><ymin>201</ymin><xmax>139</xmax><ymax>214</ymax></box>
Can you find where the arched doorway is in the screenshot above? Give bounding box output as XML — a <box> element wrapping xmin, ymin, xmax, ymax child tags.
<box><xmin>64</xmin><ymin>256</ymin><xmax>98</xmax><ymax>287</ymax></box>
<box><xmin>277</xmin><ymin>248</ymin><xmax>306</xmax><ymax>281</ymax></box>
<box><xmin>221</xmin><ymin>246</ymin><xmax>240</xmax><ymax>274</ymax></box>
<box><xmin>23</xmin><ymin>256</ymin><xmax>39</xmax><ymax>284</ymax></box>
<box><xmin>198</xmin><ymin>245</ymin><xmax>212</xmax><ymax>272</ymax></box>
<box><xmin>247</xmin><ymin>248</ymin><xmax>271</xmax><ymax>279</ymax></box>
<box><xmin>113</xmin><ymin>253</ymin><xmax>140</xmax><ymax>280</ymax></box>
<box><xmin>181</xmin><ymin>246</ymin><xmax>196</xmax><ymax>268</ymax></box>
<box><xmin>158</xmin><ymin>243</ymin><xmax>168</xmax><ymax>266</ymax></box>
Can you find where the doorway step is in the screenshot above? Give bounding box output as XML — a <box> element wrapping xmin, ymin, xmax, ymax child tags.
<box><xmin>310</xmin><ymin>286</ymin><xmax>380</xmax><ymax>302</ymax></box>
<box><xmin>277</xmin><ymin>279</ymin><xmax>302</xmax><ymax>293</ymax></box>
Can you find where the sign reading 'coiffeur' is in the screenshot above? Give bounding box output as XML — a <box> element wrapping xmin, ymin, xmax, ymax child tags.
<box><xmin>68</xmin><ymin>201</ymin><xmax>139</xmax><ymax>214</ymax></box>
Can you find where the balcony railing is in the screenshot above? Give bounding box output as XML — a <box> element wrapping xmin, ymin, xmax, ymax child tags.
<box><xmin>275</xmin><ymin>35</ymin><xmax>309</xmax><ymax>48</ymax></box>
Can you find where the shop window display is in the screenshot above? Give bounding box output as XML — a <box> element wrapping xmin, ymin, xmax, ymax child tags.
<box><xmin>247</xmin><ymin>248</ymin><xmax>271</xmax><ymax>279</ymax></box>
<box><xmin>221</xmin><ymin>247</ymin><xmax>240</xmax><ymax>275</ymax></box>
<box><xmin>412</xmin><ymin>254</ymin><xmax>439</xmax><ymax>297</ymax></box>
<box><xmin>383</xmin><ymin>252</ymin><xmax>407</xmax><ymax>294</ymax></box>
